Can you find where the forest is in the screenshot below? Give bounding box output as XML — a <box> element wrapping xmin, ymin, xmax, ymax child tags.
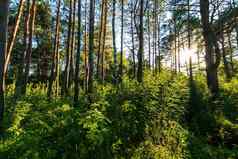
<box><xmin>0</xmin><ymin>0</ymin><xmax>238</xmax><ymax>158</ymax></box>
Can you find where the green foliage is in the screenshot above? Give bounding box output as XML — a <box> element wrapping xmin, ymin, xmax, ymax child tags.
<box><xmin>1</xmin><ymin>71</ymin><xmax>238</xmax><ymax>158</ymax></box>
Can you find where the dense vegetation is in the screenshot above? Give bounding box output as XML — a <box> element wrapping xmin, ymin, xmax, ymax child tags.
<box><xmin>0</xmin><ymin>0</ymin><xmax>238</xmax><ymax>158</ymax></box>
<box><xmin>0</xmin><ymin>70</ymin><xmax>238</xmax><ymax>158</ymax></box>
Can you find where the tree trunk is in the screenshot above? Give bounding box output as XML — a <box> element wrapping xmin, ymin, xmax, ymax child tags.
<box><xmin>236</xmin><ymin>26</ymin><xmax>238</xmax><ymax>48</ymax></box>
<box><xmin>15</xmin><ymin>0</ymin><xmax>31</xmax><ymax>97</ymax></box>
<box><xmin>101</xmin><ymin>0</ymin><xmax>108</xmax><ymax>83</ymax></box>
<box><xmin>147</xmin><ymin>12</ymin><xmax>151</xmax><ymax>69</ymax></box>
<box><xmin>200</xmin><ymin>0</ymin><xmax>220</xmax><ymax>95</ymax></box>
<box><xmin>74</xmin><ymin>0</ymin><xmax>82</xmax><ymax>105</ymax></box>
<box><xmin>119</xmin><ymin>0</ymin><xmax>124</xmax><ymax>83</ymax></box>
<box><xmin>174</xmin><ymin>18</ymin><xmax>177</xmax><ymax>73</ymax></box>
<box><xmin>157</xmin><ymin>17</ymin><xmax>161</xmax><ymax>73</ymax></box>
<box><xmin>178</xmin><ymin>31</ymin><xmax>181</xmax><ymax>72</ymax></box>
<box><xmin>22</xmin><ymin>0</ymin><xmax>37</xmax><ymax>95</ymax></box>
<box><xmin>112</xmin><ymin>0</ymin><xmax>117</xmax><ymax>84</ymax></box>
<box><xmin>4</xmin><ymin>0</ymin><xmax>25</xmax><ymax>78</ymax></box>
<box><xmin>228</xmin><ymin>32</ymin><xmax>234</xmax><ymax>74</ymax></box>
<box><xmin>221</xmin><ymin>31</ymin><xmax>232</xmax><ymax>80</ymax></box>
<box><xmin>130</xmin><ymin>3</ymin><xmax>136</xmax><ymax>78</ymax></box>
<box><xmin>0</xmin><ymin>0</ymin><xmax>9</xmax><ymax>128</ymax></box>
<box><xmin>153</xmin><ymin>0</ymin><xmax>157</xmax><ymax>72</ymax></box>
<box><xmin>96</xmin><ymin>1</ymin><xmax>104</xmax><ymax>80</ymax></box>
<box><xmin>48</xmin><ymin>0</ymin><xmax>61</xmax><ymax>99</ymax></box>
<box><xmin>62</xmin><ymin>0</ymin><xmax>73</xmax><ymax>96</ymax></box>
<box><xmin>137</xmin><ymin>0</ymin><xmax>144</xmax><ymax>83</ymax></box>
<box><xmin>87</xmin><ymin>0</ymin><xmax>95</xmax><ymax>94</ymax></box>
<box><xmin>84</xmin><ymin>0</ymin><xmax>88</xmax><ymax>91</ymax></box>
<box><xmin>69</xmin><ymin>0</ymin><xmax>76</xmax><ymax>88</ymax></box>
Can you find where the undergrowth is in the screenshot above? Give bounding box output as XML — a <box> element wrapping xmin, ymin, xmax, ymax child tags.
<box><xmin>0</xmin><ymin>71</ymin><xmax>238</xmax><ymax>159</ymax></box>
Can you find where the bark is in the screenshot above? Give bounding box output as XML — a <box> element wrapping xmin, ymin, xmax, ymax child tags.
<box><xmin>119</xmin><ymin>0</ymin><xmax>124</xmax><ymax>83</ymax></box>
<box><xmin>69</xmin><ymin>0</ymin><xmax>76</xmax><ymax>87</ymax></box>
<box><xmin>96</xmin><ymin>1</ymin><xmax>104</xmax><ymax>79</ymax></box>
<box><xmin>189</xmin><ymin>57</ymin><xmax>193</xmax><ymax>81</ymax></box>
<box><xmin>62</xmin><ymin>0</ymin><xmax>73</xmax><ymax>96</ymax></box>
<box><xmin>74</xmin><ymin>0</ymin><xmax>82</xmax><ymax>105</ymax></box>
<box><xmin>0</xmin><ymin>0</ymin><xmax>9</xmax><ymax>128</ymax></box>
<box><xmin>4</xmin><ymin>0</ymin><xmax>25</xmax><ymax>78</ymax></box>
<box><xmin>137</xmin><ymin>0</ymin><xmax>144</xmax><ymax>82</ymax></box>
<box><xmin>221</xmin><ymin>31</ymin><xmax>232</xmax><ymax>80</ymax></box>
<box><xmin>84</xmin><ymin>0</ymin><xmax>88</xmax><ymax>91</ymax></box>
<box><xmin>130</xmin><ymin>3</ymin><xmax>136</xmax><ymax>77</ymax></box>
<box><xmin>236</xmin><ymin>26</ymin><xmax>238</xmax><ymax>47</ymax></box>
<box><xmin>174</xmin><ymin>18</ymin><xmax>177</xmax><ymax>73</ymax></box>
<box><xmin>178</xmin><ymin>31</ymin><xmax>181</xmax><ymax>72</ymax></box>
<box><xmin>153</xmin><ymin>0</ymin><xmax>157</xmax><ymax>72</ymax></box>
<box><xmin>157</xmin><ymin>17</ymin><xmax>161</xmax><ymax>73</ymax></box>
<box><xmin>147</xmin><ymin>13</ymin><xmax>151</xmax><ymax>69</ymax></box>
<box><xmin>48</xmin><ymin>0</ymin><xmax>61</xmax><ymax>99</ymax></box>
<box><xmin>200</xmin><ymin>0</ymin><xmax>221</xmax><ymax>95</ymax></box>
<box><xmin>101</xmin><ymin>0</ymin><xmax>108</xmax><ymax>83</ymax></box>
<box><xmin>112</xmin><ymin>0</ymin><xmax>117</xmax><ymax>83</ymax></box>
<box><xmin>228</xmin><ymin>33</ymin><xmax>234</xmax><ymax>74</ymax></box>
<box><xmin>22</xmin><ymin>0</ymin><xmax>37</xmax><ymax>95</ymax></box>
<box><xmin>87</xmin><ymin>0</ymin><xmax>95</xmax><ymax>94</ymax></box>
<box><xmin>15</xmin><ymin>0</ymin><xmax>31</xmax><ymax>96</ymax></box>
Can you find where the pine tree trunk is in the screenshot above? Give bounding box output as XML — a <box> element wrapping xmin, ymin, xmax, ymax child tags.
<box><xmin>200</xmin><ymin>0</ymin><xmax>220</xmax><ymax>95</ymax></box>
<box><xmin>228</xmin><ymin>33</ymin><xmax>234</xmax><ymax>74</ymax></box>
<box><xmin>69</xmin><ymin>0</ymin><xmax>76</xmax><ymax>88</ymax></box>
<box><xmin>0</xmin><ymin>0</ymin><xmax>9</xmax><ymax>128</ymax></box>
<box><xmin>137</xmin><ymin>0</ymin><xmax>144</xmax><ymax>83</ymax></box>
<box><xmin>130</xmin><ymin>3</ymin><xmax>136</xmax><ymax>78</ymax></box>
<box><xmin>84</xmin><ymin>0</ymin><xmax>88</xmax><ymax>91</ymax></box>
<box><xmin>157</xmin><ymin>17</ymin><xmax>161</xmax><ymax>73</ymax></box>
<box><xmin>153</xmin><ymin>0</ymin><xmax>157</xmax><ymax>72</ymax></box>
<box><xmin>174</xmin><ymin>18</ymin><xmax>177</xmax><ymax>73</ymax></box>
<box><xmin>178</xmin><ymin>31</ymin><xmax>181</xmax><ymax>72</ymax></box>
<box><xmin>112</xmin><ymin>0</ymin><xmax>117</xmax><ymax>84</ymax></box>
<box><xmin>221</xmin><ymin>31</ymin><xmax>232</xmax><ymax>80</ymax></box>
<box><xmin>15</xmin><ymin>0</ymin><xmax>31</xmax><ymax>97</ymax></box>
<box><xmin>62</xmin><ymin>0</ymin><xmax>73</xmax><ymax>96</ymax></box>
<box><xmin>147</xmin><ymin>13</ymin><xmax>151</xmax><ymax>69</ymax></box>
<box><xmin>101</xmin><ymin>0</ymin><xmax>108</xmax><ymax>83</ymax></box>
<box><xmin>119</xmin><ymin>0</ymin><xmax>124</xmax><ymax>83</ymax></box>
<box><xmin>236</xmin><ymin>26</ymin><xmax>238</xmax><ymax>47</ymax></box>
<box><xmin>48</xmin><ymin>0</ymin><xmax>61</xmax><ymax>99</ymax></box>
<box><xmin>74</xmin><ymin>0</ymin><xmax>82</xmax><ymax>105</ymax></box>
<box><xmin>97</xmin><ymin>1</ymin><xmax>104</xmax><ymax>80</ymax></box>
<box><xmin>4</xmin><ymin>0</ymin><xmax>25</xmax><ymax>78</ymax></box>
<box><xmin>87</xmin><ymin>0</ymin><xmax>95</xmax><ymax>94</ymax></box>
<box><xmin>22</xmin><ymin>0</ymin><xmax>37</xmax><ymax>95</ymax></box>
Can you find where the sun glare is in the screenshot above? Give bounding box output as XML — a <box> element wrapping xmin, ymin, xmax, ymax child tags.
<box><xmin>179</xmin><ymin>48</ymin><xmax>197</xmax><ymax>66</ymax></box>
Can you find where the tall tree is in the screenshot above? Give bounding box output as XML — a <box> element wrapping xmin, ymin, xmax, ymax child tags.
<box><xmin>69</xmin><ymin>0</ymin><xmax>77</xmax><ymax>88</ymax></box>
<box><xmin>101</xmin><ymin>0</ymin><xmax>108</xmax><ymax>83</ymax></box>
<box><xmin>48</xmin><ymin>0</ymin><xmax>61</xmax><ymax>98</ymax></box>
<box><xmin>84</xmin><ymin>0</ymin><xmax>88</xmax><ymax>90</ymax></box>
<box><xmin>137</xmin><ymin>0</ymin><xmax>144</xmax><ymax>82</ymax></box>
<box><xmin>62</xmin><ymin>0</ymin><xmax>73</xmax><ymax>96</ymax></box>
<box><xmin>119</xmin><ymin>0</ymin><xmax>124</xmax><ymax>82</ymax></box>
<box><xmin>112</xmin><ymin>0</ymin><xmax>117</xmax><ymax>83</ymax></box>
<box><xmin>130</xmin><ymin>1</ymin><xmax>136</xmax><ymax>77</ymax></box>
<box><xmin>200</xmin><ymin>0</ymin><xmax>221</xmax><ymax>95</ymax></box>
<box><xmin>4</xmin><ymin>0</ymin><xmax>25</xmax><ymax>78</ymax></box>
<box><xmin>15</xmin><ymin>0</ymin><xmax>31</xmax><ymax>97</ymax></box>
<box><xmin>22</xmin><ymin>0</ymin><xmax>37</xmax><ymax>95</ymax></box>
<box><xmin>96</xmin><ymin>0</ymin><xmax>105</xmax><ymax>79</ymax></box>
<box><xmin>0</xmin><ymin>0</ymin><xmax>9</xmax><ymax>128</ymax></box>
<box><xmin>87</xmin><ymin>0</ymin><xmax>95</xmax><ymax>94</ymax></box>
<box><xmin>74</xmin><ymin>0</ymin><xmax>82</xmax><ymax>105</ymax></box>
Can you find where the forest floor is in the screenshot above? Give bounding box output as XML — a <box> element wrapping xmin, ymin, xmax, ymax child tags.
<box><xmin>0</xmin><ymin>71</ymin><xmax>238</xmax><ymax>159</ymax></box>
